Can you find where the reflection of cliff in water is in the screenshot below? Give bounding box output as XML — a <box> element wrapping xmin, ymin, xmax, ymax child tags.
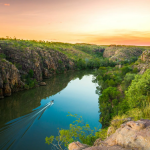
<box><xmin>0</xmin><ymin>70</ymin><xmax>93</xmax><ymax>127</ymax></box>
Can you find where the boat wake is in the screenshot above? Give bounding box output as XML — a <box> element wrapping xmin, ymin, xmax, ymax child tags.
<box><xmin>0</xmin><ymin>100</ymin><xmax>54</xmax><ymax>150</ymax></box>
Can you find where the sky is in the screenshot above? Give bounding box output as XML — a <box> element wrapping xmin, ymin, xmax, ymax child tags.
<box><xmin>0</xmin><ymin>0</ymin><xmax>150</xmax><ymax>45</ymax></box>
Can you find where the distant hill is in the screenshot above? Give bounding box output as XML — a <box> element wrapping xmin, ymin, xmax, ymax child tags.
<box><xmin>103</xmin><ymin>45</ymin><xmax>148</xmax><ymax>61</ymax></box>
<box><xmin>134</xmin><ymin>49</ymin><xmax>150</xmax><ymax>74</ymax></box>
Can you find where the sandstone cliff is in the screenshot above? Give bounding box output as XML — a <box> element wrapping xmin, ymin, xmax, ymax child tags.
<box><xmin>0</xmin><ymin>43</ymin><xmax>75</xmax><ymax>98</ymax></box>
<box><xmin>103</xmin><ymin>45</ymin><xmax>143</xmax><ymax>61</ymax></box>
<box><xmin>69</xmin><ymin>119</ymin><xmax>150</xmax><ymax>150</ymax></box>
<box><xmin>134</xmin><ymin>50</ymin><xmax>150</xmax><ymax>74</ymax></box>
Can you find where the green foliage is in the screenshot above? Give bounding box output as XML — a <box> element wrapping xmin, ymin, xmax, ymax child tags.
<box><xmin>93</xmin><ymin>59</ymin><xmax>139</xmax><ymax>127</ymax></box>
<box><xmin>45</xmin><ymin>113</ymin><xmax>103</xmax><ymax>149</ymax></box>
<box><xmin>121</xmin><ymin>73</ymin><xmax>136</xmax><ymax>91</ymax></box>
<box><xmin>58</xmin><ymin>60</ymin><xmax>62</xmax><ymax>64</ymax></box>
<box><xmin>121</xmin><ymin>66</ymin><xmax>132</xmax><ymax>76</ymax></box>
<box><xmin>28</xmin><ymin>69</ymin><xmax>34</xmax><ymax>78</ymax></box>
<box><xmin>0</xmin><ymin>53</ymin><xmax>6</xmax><ymax>59</ymax></box>
<box><xmin>95</xmin><ymin>128</ymin><xmax>107</xmax><ymax>140</ymax></box>
<box><xmin>14</xmin><ymin>62</ymin><xmax>22</xmax><ymax>70</ymax></box>
<box><xmin>99</xmin><ymin>87</ymin><xmax>121</xmax><ymax>127</ymax></box>
<box><xmin>132</xmin><ymin>67</ymin><xmax>138</xmax><ymax>73</ymax></box>
<box><xmin>24</xmin><ymin>84</ymin><xmax>29</xmax><ymax>89</ymax></box>
<box><xmin>99</xmin><ymin>87</ymin><xmax>120</xmax><ymax>103</ymax></box>
<box><xmin>126</xmin><ymin>69</ymin><xmax>150</xmax><ymax>109</ymax></box>
<box><xmin>45</xmin><ymin>136</ymin><xmax>54</xmax><ymax>145</ymax></box>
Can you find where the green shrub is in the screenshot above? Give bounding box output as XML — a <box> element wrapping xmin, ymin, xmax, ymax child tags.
<box><xmin>28</xmin><ymin>69</ymin><xmax>34</xmax><ymax>78</ymax></box>
<box><xmin>0</xmin><ymin>53</ymin><xmax>6</xmax><ymax>59</ymax></box>
<box><xmin>45</xmin><ymin>113</ymin><xmax>101</xmax><ymax>148</ymax></box>
<box><xmin>126</xmin><ymin>69</ymin><xmax>150</xmax><ymax>109</ymax></box>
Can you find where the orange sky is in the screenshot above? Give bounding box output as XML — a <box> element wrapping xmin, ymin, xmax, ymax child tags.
<box><xmin>0</xmin><ymin>0</ymin><xmax>150</xmax><ymax>45</ymax></box>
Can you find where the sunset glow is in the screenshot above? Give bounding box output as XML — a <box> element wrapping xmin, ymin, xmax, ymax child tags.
<box><xmin>0</xmin><ymin>0</ymin><xmax>150</xmax><ymax>45</ymax></box>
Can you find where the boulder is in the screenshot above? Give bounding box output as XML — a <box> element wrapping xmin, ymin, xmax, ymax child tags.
<box><xmin>68</xmin><ymin>141</ymin><xmax>89</xmax><ymax>150</ymax></box>
<box><xmin>104</xmin><ymin>119</ymin><xmax>150</xmax><ymax>150</ymax></box>
<box><xmin>40</xmin><ymin>82</ymin><xmax>46</xmax><ymax>86</ymax></box>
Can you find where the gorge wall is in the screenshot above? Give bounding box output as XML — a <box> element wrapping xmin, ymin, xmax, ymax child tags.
<box><xmin>0</xmin><ymin>44</ymin><xmax>75</xmax><ymax>98</ymax></box>
<box><xmin>103</xmin><ymin>45</ymin><xmax>143</xmax><ymax>61</ymax></box>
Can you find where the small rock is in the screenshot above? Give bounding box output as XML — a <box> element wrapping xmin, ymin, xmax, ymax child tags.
<box><xmin>40</xmin><ymin>82</ymin><xmax>46</xmax><ymax>86</ymax></box>
<box><xmin>126</xmin><ymin>120</ymin><xmax>146</xmax><ymax>130</ymax></box>
<box><xmin>68</xmin><ymin>141</ymin><xmax>89</xmax><ymax>150</ymax></box>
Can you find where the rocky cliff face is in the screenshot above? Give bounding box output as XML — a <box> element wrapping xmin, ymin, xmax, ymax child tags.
<box><xmin>103</xmin><ymin>45</ymin><xmax>143</xmax><ymax>61</ymax></box>
<box><xmin>0</xmin><ymin>44</ymin><xmax>75</xmax><ymax>98</ymax></box>
<box><xmin>135</xmin><ymin>50</ymin><xmax>150</xmax><ymax>74</ymax></box>
<box><xmin>69</xmin><ymin>119</ymin><xmax>150</xmax><ymax>150</ymax></box>
<box><xmin>0</xmin><ymin>58</ymin><xmax>24</xmax><ymax>98</ymax></box>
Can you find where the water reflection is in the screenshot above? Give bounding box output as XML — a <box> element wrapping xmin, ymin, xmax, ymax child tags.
<box><xmin>0</xmin><ymin>100</ymin><xmax>54</xmax><ymax>150</ymax></box>
<box><xmin>0</xmin><ymin>70</ymin><xmax>91</xmax><ymax>127</ymax></box>
<box><xmin>0</xmin><ymin>70</ymin><xmax>99</xmax><ymax>150</ymax></box>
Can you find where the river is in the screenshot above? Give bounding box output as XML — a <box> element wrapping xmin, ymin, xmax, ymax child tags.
<box><xmin>0</xmin><ymin>70</ymin><xmax>101</xmax><ymax>150</ymax></box>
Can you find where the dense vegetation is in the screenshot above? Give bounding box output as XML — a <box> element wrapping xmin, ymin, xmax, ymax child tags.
<box><xmin>94</xmin><ymin>60</ymin><xmax>150</xmax><ymax>129</ymax></box>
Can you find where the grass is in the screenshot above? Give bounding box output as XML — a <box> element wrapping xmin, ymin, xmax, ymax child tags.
<box><xmin>0</xmin><ymin>38</ymin><xmax>104</xmax><ymax>61</ymax></box>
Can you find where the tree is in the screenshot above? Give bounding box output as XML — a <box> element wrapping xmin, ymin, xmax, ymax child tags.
<box><xmin>45</xmin><ymin>113</ymin><xmax>103</xmax><ymax>149</ymax></box>
<box><xmin>126</xmin><ymin>69</ymin><xmax>150</xmax><ymax>108</ymax></box>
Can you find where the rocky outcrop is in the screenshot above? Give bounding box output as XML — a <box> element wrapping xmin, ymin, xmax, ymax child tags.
<box><xmin>68</xmin><ymin>141</ymin><xmax>89</xmax><ymax>150</ymax></box>
<box><xmin>0</xmin><ymin>44</ymin><xmax>75</xmax><ymax>98</ymax></box>
<box><xmin>103</xmin><ymin>45</ymin><xmax>143</xmax><ymax>61</ymax></box>
<box><xmin>103</xmin><ymin>46</ymin><xmax>117</xmax><ymax>58</ymax></box>
<box><xmin>68</xmin><ymin>141</ymin><xmax>132</xmax><ymax>150</ymax></box>
<box><xmin>69</xmin><ymin>119</ymin><xmax>150</xmax><ymax>150</ymax></box>
<box><xmin>135</xmin><ymin>50</ymin><xmax>150</xmax><ymax>74</ymax></box>
<box><xmin>0</xmin><ymin>59</ymin><xmax>24</xmax><ymax>98</ymax></box>
<box><xmin>107</xmin><ymin>117</ymin><xmax>133</xmax><ymax>137</ymax></box>
<box><xmin>104</xmin><ymin>119</ymin><xmax>150</xmax><ymax>149</ymax></box>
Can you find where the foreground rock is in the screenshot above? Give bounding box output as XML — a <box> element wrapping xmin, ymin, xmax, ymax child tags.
<box><xmin>105</xmin><ymin>119</ymin><xmax>150</xmax><ymax>149</ymax></box>
<box><xmin>69</xmin><ymin>141</ymin><xmax>132</xmax><ymax>150</ymax></box>
<box><xmin>69</xmin><ymin>119</ymin><xmax>150</xmax><ymax>150</ymax></box>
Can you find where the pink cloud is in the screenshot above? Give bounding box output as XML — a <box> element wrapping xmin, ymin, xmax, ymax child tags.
<box><xmin>4</xmin><ymin>4</ymin><xmax>10</xmax><ymax>6</ymax></box>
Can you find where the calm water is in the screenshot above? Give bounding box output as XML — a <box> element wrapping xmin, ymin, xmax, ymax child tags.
<box><xmin>0</xmin><ymin>71</ymin><xmax>101</xmax><ymax>150</ymax></box>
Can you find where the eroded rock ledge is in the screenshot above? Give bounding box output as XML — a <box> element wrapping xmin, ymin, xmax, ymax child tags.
<box><xmin>69</xmin><ymin>119</ymin><xmax>150</xmax><ymax>150</ymax></box>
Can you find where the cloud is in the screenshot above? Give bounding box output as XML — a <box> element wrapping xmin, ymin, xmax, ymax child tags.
<box><xmin>4</xmin><ymin>4</ymin><xmax>10</xmax><ymax>6</ymax></box>
<box><xmin>76</xmin><ymin>30</ymin><xmax>150</xmax><ymax>46</ymax></box>
<box><xmin>87</xmin><ymin>34</ymin><xmax>150</xmax><ymax>46</ymax></box>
